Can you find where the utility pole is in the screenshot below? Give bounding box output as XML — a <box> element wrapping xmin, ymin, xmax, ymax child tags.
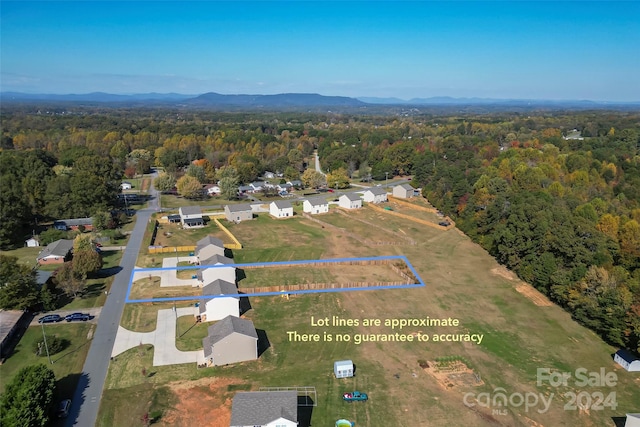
<box><xmin>385</xmin><ymin>172</ymin><xmax>389</xmax><ymax>187</ymax></box>
<box><xmin>41</xmin><ymin>322</ymin><xmax>52</xmax><ymax>364</ymax></box>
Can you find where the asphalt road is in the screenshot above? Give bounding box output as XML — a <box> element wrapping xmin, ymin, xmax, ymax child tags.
<box><xmin>66</xmin><ymin>174</ymin><xmax>159</xmax><ymax>427</ymax></box>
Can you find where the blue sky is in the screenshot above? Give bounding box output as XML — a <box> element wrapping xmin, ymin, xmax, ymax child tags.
<box><xmin>1</xmin><ymin>1</ymin><xmax>639</xmax><ymax>101</ymax></box>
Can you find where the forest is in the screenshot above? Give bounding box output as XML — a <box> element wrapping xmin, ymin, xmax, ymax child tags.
<box><xmin>0</xmin><ymin>105</ymin><xmax>638</xmax><ymax>353</ymax></box>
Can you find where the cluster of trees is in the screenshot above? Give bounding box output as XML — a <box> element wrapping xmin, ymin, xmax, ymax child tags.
<box><xmin>2</xmin><ymin>106</ymin><xmax>639</xmax><ymax>352</ymax></box>
<box><xmin>0</xmin><ymin>364</ymin><xmax>57</xmax><ymax>427</ymax></box>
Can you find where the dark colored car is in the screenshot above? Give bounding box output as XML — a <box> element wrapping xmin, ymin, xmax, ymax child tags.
<box><xmin>38</xmin><ymin>314</ymin><xmax>63</xmax><ymax>323</ymax></box>
<box><xmin>65</xmin><ymin>313</ymin><xmax>90</xmax><ymax>322</ymax></box>
<box><xmin>56</xmin><ymin>399</ymin><xmax>71</xmax><ymax>418</ymax></box>
<box><xmin>439</xmin><ymin>221</ymin><xmax>451</xmax><ymax>227</ymax></box>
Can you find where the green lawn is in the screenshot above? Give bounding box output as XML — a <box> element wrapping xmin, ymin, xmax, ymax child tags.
<box><xmin>0</xmin><ymin>246</ymin><xmax>41</xmax><ymax>268</ymax></box>
<box><xmin>0</xmin><ymin>323</ymin><xmax>93</xmax><ymax>398</ymax></box>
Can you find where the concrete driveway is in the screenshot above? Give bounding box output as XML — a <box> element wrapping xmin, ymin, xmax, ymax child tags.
<box><xmin>111</xmin><ymin>306</ymin><xmax>205</xmax><ymax>366</ymax></box>
<box><xmin>131</xmin><ymin>256</ymin><xmax>199</xmax><ymax>288</ymax></box>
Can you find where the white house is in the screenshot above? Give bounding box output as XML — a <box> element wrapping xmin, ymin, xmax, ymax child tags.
<box><xmin>270</xmin><ymin>200</ymin><xmax>294</xmax><ymax>219</ymax></box>
<box><xmin>303</xmin><ymin>197</ymin><xmax>329</xmax><ymax>214</ymax></box>
<box><xmin>614</xmin><ymin>349</ymin><xmax>640</xmax><ymax>372</ymax></box>
<box><xmin>277</xmin><ymin>183</ymin><xmax>293</xmax><ymax>193</ymax></box>
<box><xmin>200</xmin><ymin>254</ymin><xmax>237</xmax><ymax>284</ymax></box>
<box><xmin>363</xmin><ymin>186</ymin><xmax>388</xmax><ymax>204</ymax></box>
<box><xmin>334</xmin><ymin>359</ymin><xmax>354</xmax><ymax>378</ymax></box>
<box><xmin>338</xmin><ymin>193</ymin><xmax>362</xmax><ymax>210</ymax></box>
<box><xmin>120</xmin><ymin>182</ymin><xmax>132</xmax><ymax>190</ymax></box>
<box><xmin>203</xmin><ymin>184</ymin><xmax>220</xmax><ymax>196</ymax></box>
<box><xmin>393</xmin><ymin>183</ymin><xmax>415</xmax><ymax>199</ymax></box>
<box><xmin>179</xmin><ymin>206</ymin><xmax>204</xmax><ymax>228</ymax></box>
<box><xmin>230</xmin><ymin>391</ymin><xmax>298</xmax><ymax>427</ymax></box>
<box><xmin>25</xmin><ymin>237</ymin><xmax>40</xmax><ymax>247</ymax></box>
<box><xmin>202</xmin><ymin>315</ymin><xmax>258</xmax><ymax>367</ymax></box>
<box><xmin>198</xmin><ymin>279</ymin><xmax>239</xmax><ymax>322</ymax></box>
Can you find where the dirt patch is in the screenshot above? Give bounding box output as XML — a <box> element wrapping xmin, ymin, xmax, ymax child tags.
<box><xmin>422</xmin><ymin>361</ymin><xmax>484</xmax><ymax>389</ymax></box>
<box><xmin>160</xmin><ymin>377</ymin><xmax>241</xmax><ymax>427</ymax></box>
<box><xmin>515</xmin><ymin>284</ymin><xmax>553</xmax><ymax>307</ymax></box>
<box><xmin>491</xmin><ymin>266</ymin><xmax>517</xmax><ymax>281</ymax></box>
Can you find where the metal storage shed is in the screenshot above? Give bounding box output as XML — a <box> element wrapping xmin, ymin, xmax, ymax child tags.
<box><xmin>334</xmin><ymin>360</ymin><xmax>354</xmax><ymax>378</ymax></box>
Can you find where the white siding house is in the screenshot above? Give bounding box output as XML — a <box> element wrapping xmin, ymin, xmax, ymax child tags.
<box><xmin>393</xmin><ymin>183</ymin><xmax>415</xmax><ymax>199</ymax></box>
<box><xmin>196</xmin><ymin>236</ymin><xmax>225</xmax><ymax>263</ymax></box>
<box><xmin>199</xmin><ymin>279</ymin><xmax>239</xmax><ymax>322</ymax></box>
<box><xmin>270</xmin><ymin>200</ymin><xmax>294</xmax><ymax>218</ymax></box>
<box><xmin>25</xmin><ymin>237</ymin><xmax>40</xmax><ymax>247</ymax></box>
<box><xmin>625</xmin><ymin>414</ymin><xmax>640</xmax><ymax>427</ymax></box>
<box><xmin>202</xmin><ymin>315</ymin><xmax>258</xmax><ymax>367</ymax></box>
<box><xmin>334</xmin><ymin>360</ymin><xmax>354</xmax><ymax>378</ymax></box>
<box><xmin>120</xmin><ymin>182</ymin><xmax>132</xmax><ymax>190</ymax></box>
<box><xmin>224</xmin><ymin>204</ymin><xmax>254</xmax><ymax>222</ymax></box>
<box><xmin>200</xmin><ymin>254</ymin><xmax>237</xmax><ymax>284</ymax></box>
<box><xmin>179</xmin><ymin>206</ymin><xmax>204</xmax><ymax>228</ymax></box>
<box><xmin>363</xmin><ymin>187</ymin><xmax>388</xmax><ymax>204</ymax></box>
<box><xmin>338</xmin><ymin>193</ymin><xmax>362</xmax><ymax>210</ymax></box>
<box><xmin>303</xmin><ymin>197</ymin><xmax>329</xmax><ymax>214</ymax></box>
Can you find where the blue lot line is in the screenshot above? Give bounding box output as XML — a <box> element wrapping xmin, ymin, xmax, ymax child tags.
<box><xmin>126</xmin><ymin>255</ymin><xmax>425</xmax><ymax>304</ymax></box>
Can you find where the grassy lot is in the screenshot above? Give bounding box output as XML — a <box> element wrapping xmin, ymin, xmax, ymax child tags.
<box><xmin>175</xmin><ymin>316</ymin><xmax>209</xmax><ymax>351</ymax></box>
<box><xmin>98</xmin><ymin>199</ymin><xmax>640</xmax><ymax>427</ymax></box>
<box><xmin>0</xmin><ymin>246</ymin><xmax>41</xmax><ymax>268</ymax></box>
<box><xmin>129</xmin><ymin>277</ymin><xmax>200</xmax><ymax>300</ymax></box>
<box><xmin>153</xmin><ymin>221</ymin><xmax>229</xmax><ymax>248</ymax></box>
<box><xmin>0</xmin><ymin>323</ymin><xmax>93</xmax><ymax>398</ymax></box>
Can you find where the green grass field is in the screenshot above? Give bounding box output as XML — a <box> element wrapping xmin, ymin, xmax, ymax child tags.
<box><xmin>96</xmin><ymin>206</ymin><xmax>640</xmax><ymax>426</ymax></box>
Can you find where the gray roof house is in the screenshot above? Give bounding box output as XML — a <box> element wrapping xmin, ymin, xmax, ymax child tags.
<box><xmin>302</xmin><ymin>197</ymin><xmax>329</xmax><ymax>214</ymax></box>
<box><xmin>196</xmin><ymin>236</ymin><xmax>226</xmax><ymax>261</ymax></box>
<box><xmin>199</xmin><ymin>279</ymin><xmax>240</xmax><ymax>322</ymax></box>
<box><xmin>179</xmin><ymin>206</ymin><xmax>204</xmax><ymax>228</ymax></box>
<box><xmin>225</xmin><ymin>203</ymin><xmax>254</xmax><ymax>222</ymax></box>
<box><xmin>338</xmin><ymin>193</ymin><xmax>362</xmax><ymax>210</ymax></box>
<box><xmin>614</xmin><ymin>349</ymin><xmax>640</xmax><ymax>372</ymax></box>
<box><xmin>53</xmin><ymin>217</ymin><xmax>94</xmax><ymax>231</ymax></box>
<box><xmin>363</xmin><ymin>186</ymin><xmax>388</xmax><ymax>203</ymax></box>
<box><xmin>202</xmin><ymin>315</ymin><xmax>258</xmax><ymax>367</ymax></box>
<box><xmin>37</xmin><ymin>239</ymin><xmax>74</xmax><ymax>265</ymax></box>
<box><xmin>392</xmin><ymin>183</ymin><xmax>415</xmax><ymax>199</ymax></box>
<box><xmin>230</xmin><ymin>391</ymin><xmax>298</xmax><ymax>427</ymax></box>
<box><xmin>270</xmin><ymin>200</ymin><xmax>294</xmax><ymax>219</ymax></box>
<box><xmin>199</xmin><ymin>254</ymin><xmax>237</xmax><ymax>284</ymax></box>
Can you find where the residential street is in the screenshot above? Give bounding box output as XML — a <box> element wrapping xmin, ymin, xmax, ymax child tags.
<box><xmin>66</xmin><ymin>173</ymin><xmax>159</xmax><ymax>427</ymax></box>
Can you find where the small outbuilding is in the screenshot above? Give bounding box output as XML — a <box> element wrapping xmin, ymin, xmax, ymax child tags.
<box><xmin>393</xmin><ymin>183</ymin><xmax>415</xmax><ymax>199</ymax></box>
<box><xmin>270</xmin><ymin>200</ymin><xmax>294</xmax><ymax>219</ymax></box>
<box><xmin>625</xmin><ymin>414</ymin><xmax>640</xmax><ymax>427</ymax></box>
<box><xmin>202</xmin><ymin>315</ymin><xmax>258</xmax><ymax>367</ymax></box>
<box><xmin>303</xmin><ymin>197</ymin><xmax>329</xmax><ymax>214</ymax></box>
<box><xmin>225</xmin><ymin>203</ymin><xmax>254</xmax><ymax>222</ymax></box>
<box><xmin>614</xmin><ymin>349</ymin><xmax>640</xmax><ymax>372</ymax></box>
<box><xmin>25</xmin><ymin>237</ymin><xmax>40</xmax><ymax>247</ymax></box>
<box><xmin>363</xmin><ymin>186</ymin><xmax>388</xmax><ymax>204</ymax></box>
<box><xmin>120</xmin><ymin>182</ymin><xmax>132</xmax><ymax>190</ymax></box>
<box><xmin>338</xmin><ymin>193</ymin><xmax>362</xmax><ymax>210</ymax></box>
<box><xmin>334</xmin><ymin>359</ymin><xmax>354</xmax><ymax>378</ymax></box>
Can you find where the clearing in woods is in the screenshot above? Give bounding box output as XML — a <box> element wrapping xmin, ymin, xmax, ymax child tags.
<box><xmin>98</xmin><ymin>205</ymin><xmax>640</xmax><ymax>427</ymax></box>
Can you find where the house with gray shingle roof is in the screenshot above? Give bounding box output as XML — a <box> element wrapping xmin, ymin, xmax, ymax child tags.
<box><xmin>393</xmin><ymin>183</ymin><xmax>416</xmax><ymax>199</ymax></box>
<box><xmin>37</xmin><ymin>239</ymin><xmax>74</xmax><ymax>265</ymax></box>
<box><xmin>363</xmin><ymin>186</ymin><xmax>388</xmax><ymax>204</ymax></box>
<box><xmin>230</xmin><ymin>390</ymin><xmax>298</xmax><ymax>427</ymax></box>
<box><xmin>199</xmin><ymin>254</ymin><xmax>237</xmax><ymax>284</ymax></box>
<box><xmin>269</xmin><ymin>200</ymin><xmax>293</xmax><ymax>219</ymax></box>
<box><xmin>338</xmin><ymin>193</ymin><xmax>362</xmax><ymax>210</ymax></box>
<box><xmin>202</xmin><ymin>315</ymin><xmax>258</xmax><ymax>367</ymax></box>
<box><xmin>225</xmin><ymin>203</ymin><xmax>254</xmax><ymax>222</ymax></box>
<box><xmin>179</xmin><ymin>206</ymin><xmax>204</xmax><ymax>228</ymax></box>
<box><xmin>199</xmin><ymin>279</ymin><xmax>239</xmax><ymax>322</ymax></box>
<box><xmin>196</xmin><ymin>236</ymin><xmax>225</xmax><ymax>262</ymax></box>
<box><xmin>53</xmin><ymin>217</ymin><xmax>94</xmax><ymax>231</ymax></box>
<box><xmin>302</xmin><ymin>197</ymin><xmax>329</xmax><ymax>214</ymax></box>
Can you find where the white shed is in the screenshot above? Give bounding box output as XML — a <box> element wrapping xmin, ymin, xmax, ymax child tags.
<box><xmin>25</xmin><ymin>237</ymin><xmax>40</xmax><ymax>247</ymax></box>
<box><xmin>334</xmin><ymin>359</ymin><xmax>354</xmax><ymax>378</ymax></box>
<box><xmin>614</xmin><ymin>349</ymin><xmax>640</xmax><ymax>372</ymax></box>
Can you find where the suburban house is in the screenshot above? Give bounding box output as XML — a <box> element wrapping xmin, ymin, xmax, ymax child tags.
<box><xmin>393</xmin><ymin>183</ymin><xmax>416</xmax><ymax>199</ymax></box>
<box><xmin>614</xmin><ymin>349</ymin><xmax>640</xmax><ymax>372</ymax></box>
<box><xmin>363</xmin><ymin>186</ymin><xmax>388</xmax><ymax>204</ymax></box>
<box><xmin>250</xmin><ymin>181</ymin><xmax>273</xmax><ymax>192</ymax></box>
<box><xmin>287</xmin><ymin>180</ymin><xmax>302</xmax><ymax>188</ymax></box>
<box><xmin>25</xmin><ymin>237</ymin><xmax>40</xmax><ymax>247</ymax></box>
<box><xmin>203</xmin><ymin>184</ymin><xmax>221</xmax><ymax>196</ymax></box>
<box><xmin>270</xmin><ymin>200</ymin><xmax>294</xmax><ymax>219</ymax></box>
<box><xmin>225</xmin><ymin>204</ymin><xmax>254</xmax><ymax>222</ymax></box>
<box><xmin>53</xmin><ymin>218</ymin><xmax>94</xmax><ymax>231</ymax></box>
<box><xmin>200</xmin><ymin>254</ymin><xmax>237</xmax><ymax>284</ymax></box>
<box><xmin>338</xmin><ymin>193</ymin><xmax>362</xmax><ymax>210</ymax></box>
<box><xmin>264</xmin><ymin>171</ymin><xmax>276</xmax><ymax>179</ymax></box>
<box><xmin>303</xmin><ymin>197</ymin><xmax>329</xmax><ymax>215</ymax></box>
<box><xmin>238</xmin><ymin>185</ymin><xmax>253</xmax><ymax>195</ymax></box>
<box><xmin>277</xmin><ymin>183</ymin><xmax>293</xmax><ymax>193</ymax></box>
<box><xmin>179</xmin><ymin>206</ymin><xmax>204</xmax><ymax>228</ymax></box>
<box><xmin>202</xmin><ymin>315</ymin><xmax>258</xmax><ymax>367</ymax></box>
<box><xmin>198</xmin><ymin>279</ymin><xmax>240</xmax><ymax>322</ymax></box>
<box><xmin>229</xmin><ymin>391</ymin><xmax>298</xmax><ymax>427</ymax></box>
<box><xmin>196</xmin><ymin>236</ymin><xmax>226</xmax><ymax>263</ymax></box>
<box><xmin>120</xmin><ymin>182</ymin><xmax>132</xmax><ymax>190</ymax></box>
<box><xmin>37</xmin><ymin>239</ymin><xmax>74</xmax><ymax>265</ymax></box>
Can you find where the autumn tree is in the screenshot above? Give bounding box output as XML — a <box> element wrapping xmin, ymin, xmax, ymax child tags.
<box><xmin>326</xmin><ymin>168</ymin><xmax>350</xmax><ymax>189</ymax></box>
<box><xmin>0</xmin><ymin>255</ymin><xmax>40</xmax><ymax>310</ymax></box>
<box><xmin>176</xmin><ymin>175</ymin><xmax>202</xmax><ymax>199</ymax></box>
<box><xmin>301</xmin><ymin>169</ymin><xmax>326</xmax><ymax>189</ymax></box>
<box><xmin>218</xmin><ymin>166</ymin><xmax>239</xmax><ymax>200</ymax></box>
<box><xmin>154</xmin><ymin>173</ymin><xmax>177</xmax><ymax>192</ymax></box>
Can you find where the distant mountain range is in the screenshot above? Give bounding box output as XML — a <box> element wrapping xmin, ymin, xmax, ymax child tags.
<box><xmin>1</xmin><ymin>91</ymin><xmax>638</xmax><ymax>109</ymax></box>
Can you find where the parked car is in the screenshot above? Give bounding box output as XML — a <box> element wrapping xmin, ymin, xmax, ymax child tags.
<box><xmin>438</xmin><ymin>221</ymin><xmax>451</xmax><ymax>227</ymax></box>
<box><xmin>65</xmin><ymin>313</ymin><xmax>90</xmax><ymax>322</ymax></box>
<box><xmin>56</xmin><ymin>399</ymin><xmax>71</xmax><ymax>418</ymax></box>
<box><xmin>38</xmin><ymin>314</ymin><xmax>63</xmax><ymax>324</ymax></box>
